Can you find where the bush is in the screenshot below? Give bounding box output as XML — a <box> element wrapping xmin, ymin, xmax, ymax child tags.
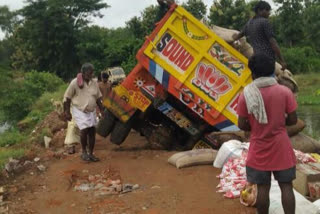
<box><xmin>282</xmin><ymin>46</ymin><xmax>320</xmax><ymax>74</ymax></box>
<box><xmin>295</xmin><ymin>73</ymin><xmax>320</xmax><ymax>105</ymax></box>
<box><xmin>0</xmin><ymin>71</ymin><xmax>65</xmax><ymax>122</ymax></box>
<box><xmin>23</xmin><ymin>71</ymin><xmax>65</xmax><ymax>98</ymax></box>
<box><xmin>1</xmin><ymin>84</ymin><xmax>35</xmax><ymax>122</ymax></box>
<box><xmin>19</xmin><ymin>84</ymin><xmax>67</xmax><ymax>131</ymax></box>
<box><xmin>0</xmin><ymin>128</ymin><xmax>26</xmax><ymax>147</ymax></box>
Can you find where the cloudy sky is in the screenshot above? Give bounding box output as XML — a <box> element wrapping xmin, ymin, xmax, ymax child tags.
<box><xmin>0</xmin><ymin>0</ymin><xmax>274</xmax><ymax>39</ymax></box>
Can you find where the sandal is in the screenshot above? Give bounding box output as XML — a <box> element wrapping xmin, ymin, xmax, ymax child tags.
<box><xmin>88</xmin><ymin>154</ymin><xmax>100</xmax><ymax>162</ymax></box>
<box><xmin>81</xmin><ymin>153</ymin><xmax>90</xmax><ymax>161</ymax></box>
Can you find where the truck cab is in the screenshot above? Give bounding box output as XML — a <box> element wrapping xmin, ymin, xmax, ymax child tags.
<box><xmin>105</xmin><ymin>67</ymin><xmax>126</xmax><ymax>86</ymax></box>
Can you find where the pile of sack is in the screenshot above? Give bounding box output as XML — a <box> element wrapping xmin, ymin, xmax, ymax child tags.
<box><xmin>204</xmin><ymin>23</ymin><xmax>299</xmax><ymax>94</ymax></box>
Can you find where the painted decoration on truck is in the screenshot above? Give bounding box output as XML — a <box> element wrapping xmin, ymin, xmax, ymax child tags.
<box><xmin>149</xmin><ymin>60</ymin><xmax>170</xmax><ymax>89</ymax></box>
<box><xmin>128</xmin><ymin>90</ymin><xmax>151</xmax><ymax>111</ymax></box>
<box><xmin>148</xmin><ymin>59</ymin><xmax>229</xmax><ymax>126</ymax></box>
<box><xmin>179</xmin><ymin>87</ymin><xmax>211</xmax><ymax>118</ymax></box>
<box><xmin>141</xmin><ymin>84</ymin><xmax>156</xmax><ymax>98</ymax></box>
<box><xmin>133</xmin><ymin>77</ymin><xmax>146</xmax><ymax>88</ymax></box>
<box><xmin>155</xmin><ymin>32</ymin><xmax>194</xmax><ymax>74</ymax></box>
<box><xmin>167</xmin><ymin>75</ymin><xmax>228</xmax><ymax>126</ymax></box>
<box><xmin>213</xmin><ymin>119</ymin><xmax>240</xmax><ymax>132</ymax></box>
<box><xmin>192</xmin><ymin>62</ymin><xmax>232</xmax><ymax>101</ymax></box>
<box><xmin>157</xmin><ymin>102</ymin><xmax>199</xmax><ymax>135</ymax></box>
<box><xmin>209</xmin><ymin>43</ymin><xmax>245</xmax><ymax>76</ymax></box>
<box><xmin>226</xmin><ymin>93</ymin><xmax>240</xmax><ymax>116</ymax></box>
<box><xmin>182</xmin><ymin>18</ymin><xmax>208</xmax><ymax>40</ymax></box>
<box><xmin>103</xmin><ymin>88</ymin><xmax>136</xmax><ymax>123</ymax></box>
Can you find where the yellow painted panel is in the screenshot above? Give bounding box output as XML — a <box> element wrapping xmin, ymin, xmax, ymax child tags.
<box><xmin>114</xmin><ymin>85</ymin><xmax>151</xmax><ymax>112</ymax></box>
<box><xmin>143</xmin><ymin>5</ymin><xmax>252</xmax><ymax>124</ymax></box>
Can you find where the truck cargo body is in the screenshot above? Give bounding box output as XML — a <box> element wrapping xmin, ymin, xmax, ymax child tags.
<box><xmin>98</xmin><ymin>4</ymin><xmax>252</xmax><ymax>149</ymax></box>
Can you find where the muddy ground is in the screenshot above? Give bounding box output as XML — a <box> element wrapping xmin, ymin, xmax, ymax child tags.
<box><xmin>3</xmin><ymin>131</ymin><xmax>256</xmax><ymax>214</ymax></box>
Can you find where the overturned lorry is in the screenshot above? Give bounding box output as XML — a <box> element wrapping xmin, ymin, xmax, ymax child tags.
<box><xmin>96</xmin><ymin>4</ymin><xmax>295</xmax><ymax>150</ymax></box>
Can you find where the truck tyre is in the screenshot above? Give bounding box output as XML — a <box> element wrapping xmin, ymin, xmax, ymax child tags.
<box><xmin>96</xmin><ymin>110</ymin><xmax>116</xmax><ymax>137</ymax></box>
<box><xmin>110</xmin><ymin>120</ymin><xmax>132</xmax><ymax>145</ymax></box>
<box><xmin>147</xmin><ymin>126</ymin><xmax>173</xmax><ymax>150</ymax></box>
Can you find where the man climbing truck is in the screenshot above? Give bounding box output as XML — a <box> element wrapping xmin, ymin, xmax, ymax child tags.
<box><xmin>96</xmin><ymin>2</ymin><xmax>297</xmax><ymax>150</ymax></box>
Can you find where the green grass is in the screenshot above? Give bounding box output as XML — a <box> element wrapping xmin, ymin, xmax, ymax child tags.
<box><xmin>19</xmin><ymin>84</ymin><xmax>67</xmax><ymax>133</ymax></box>
<box><xmin>297</xmin><ymin>105</ymin><xmax>320</xmax><ymax>140</ymax></box>
<box><xmin>0</xmin><ymin>83</ymin><xmax>66</xmax><ymax>168</ymax></box>
<box><xmin>0</xmin><ymin>148</ymin><xmax>25</xmax><ymax>169</ymax></box>
<box><xmin>295</xmin><ymin>73</ymin><xmax>320</xmax><ymax>105</ymax></box>
<box><xmin>0</xmin><ymin>128</ymin><xmax>26</xmax><ymax>147</ymax></box>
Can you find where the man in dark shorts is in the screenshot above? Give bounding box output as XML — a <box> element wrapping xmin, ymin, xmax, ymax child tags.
<box><xmin>232</xmin><ymin>1</ymin><xmax>287</xmax><ymax>71</ymax></box>
<box><xmin>237</xmin><ymin>53</ymin><xmax>297</xmax><ymax>214</ymax></box>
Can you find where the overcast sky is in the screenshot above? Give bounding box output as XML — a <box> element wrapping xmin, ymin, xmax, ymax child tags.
<box><xmin>0</xmin><ymin>0</ymin><xmax>275</xmax><ymax>39</ymax></box>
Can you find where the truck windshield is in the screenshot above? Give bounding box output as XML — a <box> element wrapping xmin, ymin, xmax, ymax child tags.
<box><xmin>111</xmin><ymin>69</ymin><xmax>124</xmax><ymax>75</ymax></box>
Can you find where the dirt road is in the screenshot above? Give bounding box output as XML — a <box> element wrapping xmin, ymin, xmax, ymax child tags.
<box><xmin>5</xmin><ymin>131</ymin><xmax>255</xmax><ymax>214</ymax></box>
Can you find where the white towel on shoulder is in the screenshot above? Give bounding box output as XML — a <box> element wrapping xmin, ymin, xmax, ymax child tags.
<box><xmin>243</xmin><ymin>77</ymin><xmax>277</xmax><ymax>124</ymax></box>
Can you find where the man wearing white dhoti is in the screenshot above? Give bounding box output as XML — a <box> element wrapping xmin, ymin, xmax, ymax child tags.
<box><xmin>63</xmin><ymin>63</ymin><xmax>104</xmax><ymax>162</ymax></box>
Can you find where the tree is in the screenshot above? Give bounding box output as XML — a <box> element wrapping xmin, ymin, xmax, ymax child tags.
<box><xmin>140</xmin><ymin>5</ymin><xmax>161</xmax><ymax>36</ymax></box>
<box><xmin>0</xmin><ymin>6</ymin><xmax>17</xmax><ymax>34</ymax></box>
<box><xmin>76</xmin><ymin>26</ymin><xmax>143</xmax><ymax>74</ymax></box>
<box><xmin>273</xmin><ymin>0</ymin><xmax>304</xmax><ymax>47</ymax></box>
<box><xmin>126</xmin><ymin>16</ymin><xmax>144</xmax><ymax>39</ymax></box>
<box><xmin>76</xmin><ymin>26</ymin><xmax>110</xmax><ymax>73</ymax></box>
<box><xmin>303</xmin><ymin>2</ymin><xmax>320</xmax><ymax>51</ymax></box>
<box><xmin>208</xmin><ymin>0</ymin><xmax>253</xmax><ymax>30</ymax></box>
<box><xmin>126</xmin><ymin>3</ymin><xmax>169</xmax><ymax>38</ymax></box>
<box><xmin>182</xmin><ymin>0</ymin><xmax>207</xmax><ymax>20</ymax></box>
<box><xmin>11</xmin><ymin>0</ymin><xmax>109</xmax><ymax>79</ymax></box>
<box><xmin>0</xmin><ymin>38</ymin><xmax>14</xmax><ymax>66</ymax></box>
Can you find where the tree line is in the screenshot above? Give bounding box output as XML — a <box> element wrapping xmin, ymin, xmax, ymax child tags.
<box><xmin>0</xmin><ymin>0</ymin><xmax>319</xmax><ymax>80</ymax></box>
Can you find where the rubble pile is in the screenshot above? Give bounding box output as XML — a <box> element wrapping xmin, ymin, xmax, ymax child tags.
<box><xmin>73</xmin><ymin>168</ymin><xmax>139</xmax><ymax>196</ymax></box>
<box><xmin>3</xmin><ymin>157</ymin><xmax>45</xmax><ymax>176</ymax></box>
<box><xmin>0</xmin><ymin>186</ymin><xmax>8</xmax><ymax>214</ymax></box>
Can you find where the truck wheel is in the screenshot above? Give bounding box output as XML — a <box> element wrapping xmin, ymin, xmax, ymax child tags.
<box><xmin>96</xmin><ymin>110</ymin><xmax>116</xmax><ymax>137</ymax></box>
<box><xmin>110</xmin><ymin>120</ymin><xmax>132</xmax><ymax>145</ymax></box>
<box><xmin>147</xmin><ymin>126</ymin><xmax>173</xmax><ymax>150</ymax></box>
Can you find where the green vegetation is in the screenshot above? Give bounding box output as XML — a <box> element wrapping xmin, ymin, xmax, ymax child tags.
<box><xmin>295</xmin><ymin>73</ymin><xmax>320</xmax><ymax>105</ymax></box>
<box><xmin>282</xmin><ymin>46</ymin><xmax>320</xmax><ymax>74</ymax></box>
<box><xmin>0</xmin><ymin>129</ymin><xmax>26</xmax><ymax>147</ymax></box>
<box><xmin>18</xmin><ymin>84</ymin><xmax>66</xmax><ymax>133</ymax></box>
<box><xmin>0</xmin><ymin>68</ymin><xmax>66</xmax><ymax>169</ymax></box>
<box><xmin>0</xmin><ymin>80</ymin><xmax>66</xmax><ymax>169</ymax></box>
<box><xmin>0</xmin><ymin>148</ymin><xmax>25</xmax><ymax>169</ymax></box>
<box><xmin>0</xmin><ymin>71</ymin><xmax>65</xmax><ymax>123</ymax></box>
<box><xmin>209</xmin><ymin>0</ymin><xmax>254</xmax><ymax>30</ymax></box>
<box><xmin>10</xmin><ymin>0</ymin><xmax>109</xmax><ymax>79</ymax></box>
<box><xmin>182</xmin><ymin>0</ymin><xmax>207</xmax><ymax>20</ymax></box>
<box><xmin>297</xmin><ymin>105</ymin><xmax>320</xmax><ymax>140</ymax></box>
